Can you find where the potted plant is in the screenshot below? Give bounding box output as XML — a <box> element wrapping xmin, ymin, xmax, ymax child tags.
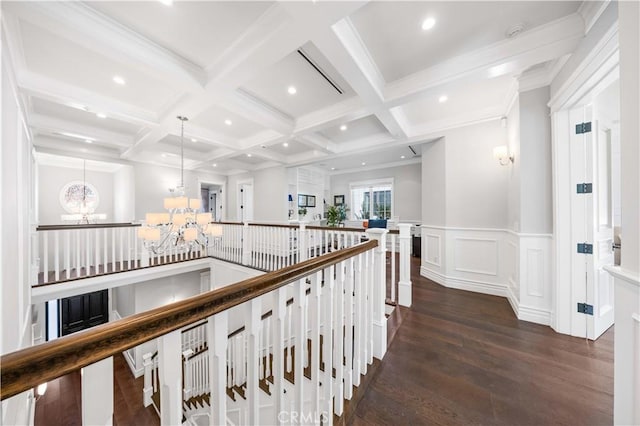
<box><xmin>326</xmin><ymin>204</ymin><xmax>348</xmax><ymax>227</ymax></box>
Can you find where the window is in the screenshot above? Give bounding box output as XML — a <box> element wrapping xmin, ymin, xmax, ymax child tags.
<box><xmin>350</xmin><ymin>180</ymin><xmax>393</xmax><ymax>220</ymax></box>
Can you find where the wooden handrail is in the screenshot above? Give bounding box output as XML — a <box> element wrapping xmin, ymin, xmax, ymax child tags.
<box><xmin>0</xmin><ymin>240</ymin><xmax>377</xmax><ymax>400</ymax></box>
<box><xmin>247</xmin><ymin>222</ymin><xmax>298</xmax><ymax>229</ymax></box>
<box><xmin>36</xmin><ymin>223</ymin><xmax>141</xmax><ymax>231</ymax></box>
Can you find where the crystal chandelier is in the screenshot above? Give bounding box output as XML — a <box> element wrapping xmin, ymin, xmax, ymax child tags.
<box><xmin>137</xmin><ymin>116</ymin><xmax>222</xmax><ymax>254</ymax></box>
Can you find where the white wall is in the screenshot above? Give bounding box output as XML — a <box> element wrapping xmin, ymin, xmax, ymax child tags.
<box><xmin>444</xmin><ymin>120</ymin><xmax>509</xmax><ymax>229</ymax></box>
<box><xmin>421</xmin><ymin>139</ymin><xmax>446</xmax><ymax>226</ymax></box>
<box><xmin>519</xmin><ymin>87</ymin><xmax>553</xmax><ymax>234</ymax></box>
<box><xmin>37</xmin><ymin>164</ymin><xmax>115</xmax><ymax>225</ymax></box>
<box><xmin>330</xmin><ymin>163</ymin><xmax>421</xmax><ymax>221</ymax></box>
<box><xmin>252</xmin><ymin>167</ymin><xmax>288</xmax><ymax>222</ymax></box>
<box><xmin>133</xmin><ymin>162</ymin><xmax>226</xmax><ymax>221</ymax></box>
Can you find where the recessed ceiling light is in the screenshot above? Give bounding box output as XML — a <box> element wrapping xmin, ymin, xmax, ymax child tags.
<box><xmin>85</xmin><ymin>139</ymin><xmax>93</xmax><ymax>144</ymax></box>
<box><xmin>191</xmin><ymin>138</ymin><xmax>197</xmax><ymax>142</ymax></box>
<box><xmin>283</xmin><ymin>142</ymin><xmax>289</xmax><ymax>147</ymax></box>
<box><xmin>96</xmin><ymin>113</ymin><xmax>106</xmax><ymax>119</ymax></box>
<box><xmin>331</xmin><ymin>167</ymin><xmax>336</xmax><ymax>170</ymax></box>
<box><xmin>161</xmin><ymin>153</ymin><xmax>167</xmax><ymax>158</ymax></box>
<box><xmin>361</xmin><ymin>162</ymin><xmax>366</xmax><ymax>166</ymax></box>
<box><xmin>212</xmin><ymin>163</ymin><xmax>217</xmax><ymax>167</ymax></box>
<box><xmin>438</xmin><ymin>95</ymin><xmax>448</xmax><ymax>103</ymax></box>
<box><xmin>224</xmin><ymin>119</ymin><xmax>232</xmax><ymax>126</ymax></box>
<box><xmin>112</xmin><ymin>75</ymin><xmax>126</xmax><ymax>85</ymax></box>
<box><xmin>247</xmin><ymin>153</ymin><xmax>252</xmax><ymax>157</ymax></box>
<box><xmin>421</xmin><ymin>17</ymin><xmax>436</xmax><ymax>31</ymax></box>
<box><xmin>401</xmin><ymin>155</ymin><xmax>406</xmax><ymax>159</ymax></box>
<box><xmin>158</xmin><ymin>0</ymin><xmax>173</xmax><ymax>5</ymax></box>
<box><xmin>287</xmin><ymin>86</ymin><xmax>297</xmax><ymax>95</ymax></box>
<box><xmin>340</xmin><ymin>124</ymin><xmax>348</xmax><ymax>131</ymax></box>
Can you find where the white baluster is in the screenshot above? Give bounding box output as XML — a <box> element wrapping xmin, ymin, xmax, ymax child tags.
<box><xmin>95</xmin><ymin>228</ymin><xmax>100</xmax><ymax>275</ymax></box>
<box><xmin>85</xmin><ymin>229</ymin><xmax>91</xmax><ymax>277</ymax></box>
<box><xmin>64</xmin><ymin>231</ymin><xmax>70</xmax><ymax>280</ymax></box>
<box><xmin>103</xmin><ymin>228</ymin><xmax>108</xmax><ymax>273</ymax></box>
<box><xmin>159</xmin><ymin>330</ymin><xmax>182</xmax><ymax>426</ymax></box>
<box><xmin>247</xmin><ymin>298</ymin><xmax>261</xmax><ymax>425</ymax></box>
<box><xmin>334</xmin><ymin>259</ymin><xmax>345</xmax><ymax>416</ymax></box>
<box><xmin>353</xmin><ymin>252</ymin><xmax>364</xmax><ymax>385</ymax></box>
<box><xmin>322</xmin><ymin>265</ymin><xmax>335</xmax><ymax>424</ymax></box>
<box><xmin>43</xmin><ymin>232</ymin><xmax>49</xmax><ymax>284</ymax></box>
<box><xmin>309</xmin><ymin>271</ymin><xmax>321</xmax><ymax>420</ymax></box>
<box><xmin>343</xmin><ymin>255</ymin><xmax>354</xmax><ymax>400</ymax></box>
<box><xmin>272</xmin><ymin>287</ymin><xmax>286</xmax><ymax>425</ymax></box>
<box><xmin>293</xmin><ymin>278</ymin><xmax>305</xmax><ymax>425</ymax></box>
<box><xmin>111</xmin><ymin>228</ymin><xmax>116</xmax><ymax>271</ymax></box>
<box><xmin>53</xmin><ymin>231</ymin><xmax>59</xmax><ymax>282</ymax></box>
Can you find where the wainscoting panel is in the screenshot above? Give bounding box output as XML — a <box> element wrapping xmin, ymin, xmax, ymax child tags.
<box><xmin>453</xmin><ymin>237</ymin><xmax>498</xmax><ymax>276</ymax></box>
<box><xmin>420</xmin><ymin>226</ymin><xmax>552</xmax><ymax>327</ymax></box>
<box><xmin>425</xmin><ymin>234</ymin><xmax>441</xmax><ymax>267</ymax></box>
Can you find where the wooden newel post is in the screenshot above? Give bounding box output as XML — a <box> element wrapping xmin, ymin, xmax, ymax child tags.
<box><xmin>397</xmin><ymin>224</ymin><xmax>412</xmax><ymax>307</ymax></box>
<box><xmin>365</xmin><ymin>228</ymin><xmax>388</xmax><ymax>359</ymax></box>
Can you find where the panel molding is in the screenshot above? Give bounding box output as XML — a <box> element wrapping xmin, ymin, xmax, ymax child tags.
<box><xmin>453</xmin><ymin>237</ymin><xmax>498</xmax><ymax>276</ymax></box>
<box><xmin>424</xmin><ymin>233</ymin><xmax>441</xmax><ymax>267</ymax></box>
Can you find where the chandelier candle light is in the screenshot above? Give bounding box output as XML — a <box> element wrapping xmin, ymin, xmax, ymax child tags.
<box><xmin>138</xmin><ymin>116</ymin><xmax>223</xmax><ymax>256</ymax></box>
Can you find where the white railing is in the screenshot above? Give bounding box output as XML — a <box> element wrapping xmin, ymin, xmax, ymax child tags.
<box><xmin>33</xmin><ymin>222</ymin><xmax>413</xmax><ymax>308</ymax></box>
<box><xmin>34</xmin><ymin>223</ymin><xmax>141</xmax><ymax>285</ymax></box>
<box><xmin>142</xmin><ymin>231</ymin><xmax>387</xmax><ymax>425</ymax></box>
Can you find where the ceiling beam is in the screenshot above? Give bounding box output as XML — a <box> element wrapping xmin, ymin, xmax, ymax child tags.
<box><xmin>29</xmin><ymin>114</ymin><xmax>134</xmax><ymax>148</ymax></box>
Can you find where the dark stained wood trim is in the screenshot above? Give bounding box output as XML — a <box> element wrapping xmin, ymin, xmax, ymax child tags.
<box><xmin>306</xmin><ymin>225</ymin><xmax>366</xmax><ymax>232</ymax></box>
<box><xmin>217</xmin><ymin>221</ymin><xmax>244</xmax><ymax>226</ymax></box>
<box><xmin>0</xmin><ymin>240</ymin><xmax>377</xmax><ymax>400</ymax></box>
<box><xmin>247</xmin><ymin>223</ymin><xmax>298</xmax><ymax>229</ymax></box>
<box><xmin>36</xmin><ymin>223</ymin><xmax>141</xmax><ymax>231</ymax></box>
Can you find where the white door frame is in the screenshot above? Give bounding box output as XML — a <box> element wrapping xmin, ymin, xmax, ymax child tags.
<box><xmin>198</xmin><ymin>179</ymin><xmax>225</xmax><ymax>221</ymax></box>
<box><xmin>549</xmin><ymin>39</ymin><xmax>619</xmax><ymax>336</ymax></box>
<box><xmin>236</xmin><ymin>178</ymin><xmax>254</xmax><ymax>223</ymax></box>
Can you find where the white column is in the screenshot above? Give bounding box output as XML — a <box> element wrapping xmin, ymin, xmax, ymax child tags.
<box><xmin>81</xmin><ymin>357</ymin><xmax>113</xmax><ymax>426</ymax></box>
<box><xmin>158</xmin><ymin>330</ymin><xmax>182</xmax><ymax>426</ymax></box>
<box><xmin>242</xmin><ymin>222</ymin><xmax>251</xmax><ymax>266</ymax></box>
<box><xmin>397</xmin><ymin>224</ymin><xmax>412</xmax><ymax>307</ymax></box>
<box><xmin>298</xmin><ymin>222</ymin><xmax>308</xmax><ymax>262</ymax></box>
<box><xmin>142</xmin><ymin>352</ymin><xmax>153</xmax><ymax>407</ymax></box>
<box><xmin>208</xmin><ymin>311</ymin><xmax>228</xmax><ymax>426</ymax></box>
<box><xmin>364</xmin><ymin>228</ymin><xmax>388</xmax><ymax>360</ymax></box>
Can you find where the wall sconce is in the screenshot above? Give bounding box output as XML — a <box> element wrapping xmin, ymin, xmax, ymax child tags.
<box><xmin>493</xmin><ymin>145</ymin><xmax>514</xmax><ymax>166</ymax></box>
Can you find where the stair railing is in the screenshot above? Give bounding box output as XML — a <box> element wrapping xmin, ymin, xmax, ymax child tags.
<box><xmin>2</xmin><ymin>233</ymin><xmax>387</xmax><ymax>426</ymax></box>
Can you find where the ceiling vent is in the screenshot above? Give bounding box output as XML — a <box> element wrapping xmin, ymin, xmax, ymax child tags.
<box><xmin>408</xmin><ymin>145</ymin><xmax>418</xmax><ymax>156</ymax></box>
<box><xmin>297</xmin><ymin>49</ymin><xmax>344</xmax><ymax>95</ymax></box>
<box><xmin>505</xmin><ymin>23</ymin><xmax>526</xmax><ymax>39</ymax></box>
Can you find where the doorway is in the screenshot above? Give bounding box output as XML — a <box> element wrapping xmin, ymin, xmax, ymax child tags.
<box><xmin>556</xmin><ymin>78</ymin><xmax>620</xmax><ymax>340</ymax></box>
<box><xmin>199</xmin><ymin>182</ymin><xmax>223</xmax><ymax>221</ymax></box>
<box><xmin>237</xmin><ymin>180</ymin><xmax>254</xmax><ymax>222</ymax></box>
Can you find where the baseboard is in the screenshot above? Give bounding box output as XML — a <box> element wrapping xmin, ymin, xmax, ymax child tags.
<box><xmin>506</xmin><ymin>285</ymin><xmax>520</xmax><ymax>318</ymax></box>
<box><xmin>517</xmin><ymin>304</ymin><xmax>551</xmax><ymax>326</ymax></box>
<box><xmin>420</xmin><ymin>266</ymin><xmax>508</xmax><ymax>298</ymax></box>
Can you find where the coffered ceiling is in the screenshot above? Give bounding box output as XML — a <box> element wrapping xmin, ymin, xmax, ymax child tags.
<box><xmin>2</xmin><ymin>1</ymin><xmax>594</xmax><ymax>175</ymax></box>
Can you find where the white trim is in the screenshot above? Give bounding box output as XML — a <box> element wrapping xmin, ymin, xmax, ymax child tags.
<box><xmin>329</xmin><ymin>158</ymin><xmax>421</xmax><ymax>176</ymax></box>
<box><xmin>604</xmin><ymin>266</ymin><xmax>640</xmax><ymax>287</ymax></box>
<box><xmin>578</xmin><ymin>0</ymin><xmax>612</xmax><ymax>34</ymax></box>
<box><xmin>421</xmin><ymin>266</ymin><xmax>508</xmax><ymax>298</ymax></box>
<box><xmin>453</xmin><ymin>237</ymin><xmax>498</xmax><ymax>276</ymax></box>
<box><xmin>420</xmin><ymin>224</ymin><xmax>552</xmax><ymax>238</ymax></box>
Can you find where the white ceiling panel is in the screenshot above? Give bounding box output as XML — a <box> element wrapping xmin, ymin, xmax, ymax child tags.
<box><xmin>262</xmin><ymin>140</ymin><xmax>312</xmax><ymax>156</ymax></box>
<box><xmin>400</xmin><ymin>74</ymin><xmax>514</xmax><ymax>125</ymax></box>
<box><xmin>31</xmin><ymin>97</ymin><xmax>142</xmax><ymax>135</ymax></box>
<box><xmin>319</xmin><ymin>115</ymin><xmax>389</xmax><ymax>144</ymax></box>
<box><xmin>323</xmin><ymin>144</ymin><xmax>428</xmax><ymax>173</ymax></box>
<box><xmin>89</xmin><ymin>2</ymin><xmax>273</xmax><ymax>69</ymax></box>
<box><xmin>241</xmin><ymin>42</ymin><xmax>356</xmax><ymax>118</ymax></box>
<box><xmin>157</xmin><ymin>134</ymin><xmax>215</xmax><ymax>154</ymax></box>
<box><xmin>351</xmin><ymin>1</ymin><xmax>581</xmax><ymax>82</ymax></box>
<box><xmin>191</xmin><ymin>105</ymin><xmax>266</xmax><ymax>139</ymax></box>
<box><xmin>19</xmin><ymin>19</ymin><xmax>181</xmax><ymax>111</ymax></box>
<box><xmin>230</xmin><ymin>154</ymin><xmax>267</xmax><ymax>165</ymax></box>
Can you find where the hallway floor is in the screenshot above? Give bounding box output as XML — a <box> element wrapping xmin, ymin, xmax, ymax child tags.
<box><xmin>351</xmin><ymin>257</ymin><xmax>614</xmax><ymax>425</ymax></box>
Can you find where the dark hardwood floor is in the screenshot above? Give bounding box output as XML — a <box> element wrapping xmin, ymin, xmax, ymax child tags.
<box><xmin>34</xmin><ymin>354</ymin><xmax>159</xmax><ymax>426</ymax></box>
<box><xmin>351</xmin><ymin>257</ymin><xmax>614</xmax><ymax>425</ymax></box>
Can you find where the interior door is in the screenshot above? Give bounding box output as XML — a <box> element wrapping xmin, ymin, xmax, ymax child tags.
<box><xmin>589</xmin><ymin>124</ymin><xmax>615</xmax><ymax>338</ymax></box>
<box><xmin>570</xmin><ymin>105</ymin><xmax>615</xmax><ymax>340</ymax></box>
<box><xmin>59</xmin><ymin>289</ymin><xmax>109</xmax><ymax>336</ymax></box>
<box><xmin>239</xmin><ymin>183</ymin><xmax>254</xmax><ymax>222</ymax></box>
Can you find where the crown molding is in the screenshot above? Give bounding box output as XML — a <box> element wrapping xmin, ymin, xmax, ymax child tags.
<box><xmin>384</xmin><ymin>12</ymin><xmax>584</xmax><ymax>108</ymax></box>
<box><xmin>579</xmin><ymin>0</ymin><xmax>612</xmax><ymax>34</ymax></box>
<box><xmin>329</xmin><ymin>157</ymin><xmax>422</xmax><ymax>176</ymax></box>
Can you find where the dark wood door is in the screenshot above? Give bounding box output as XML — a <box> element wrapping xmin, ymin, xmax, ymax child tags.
<box><xmin>59</xmin><ymin>289</ymin><xmax>109</xmax><ymax>336</ymax></box>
